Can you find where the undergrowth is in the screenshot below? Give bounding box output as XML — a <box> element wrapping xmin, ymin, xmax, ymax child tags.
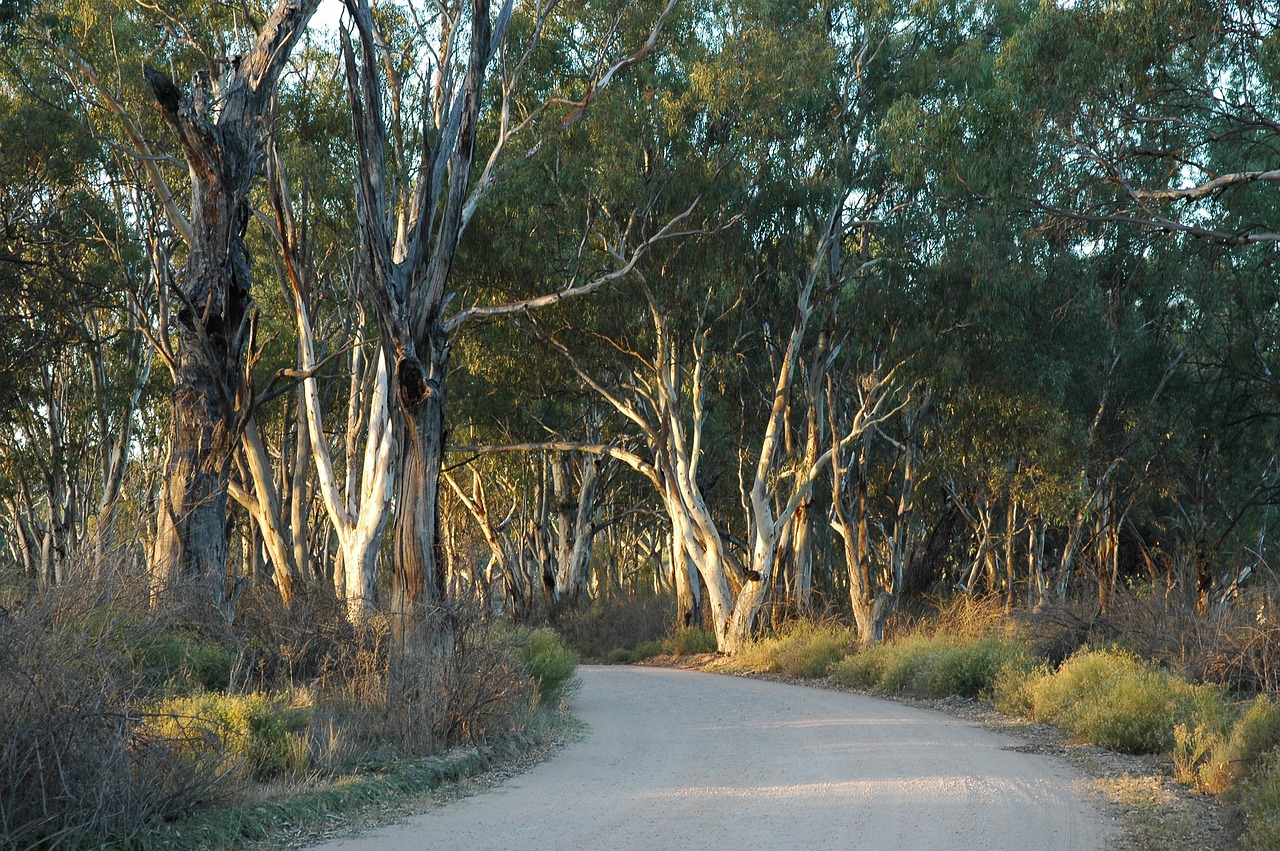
<box><xmin>729</xmin><ymin>620</ymin><xmax>857</xmax><ymax>679</ymax></box>
<box><xmin>0</xmin><ymin>580</ymin><xmax>565</xmax><ymax>848</ymax></box>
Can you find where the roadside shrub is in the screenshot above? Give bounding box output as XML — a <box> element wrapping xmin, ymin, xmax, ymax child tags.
<box><xmin>0</xmin><ymin>586</ymin><xmax>221</xmax><ymax>847</ymax></box>
<box><xmin>1019</xmin><ymin>648</ymin><xmax>1205</xmax><ymax>754</ymax></box>
<box><xmin>146</xmin><ymin>693</ymin><xmax>311</xmax><ymax>782</ymax></box>
<box><xmin>378</xmin><ymin>603</ymin><xmax>535</xmax><ymax>752</ymax></box>
<box><xmin>734</xmin><ymin>621</ymin><xmax>857</xmax><ymax>679</ymax></box>
<box><xmin>1242</xmin><ymin>747</ymin><xmax>1280</xmax><ymax>851</ymax></box>
<box><xmin>915</xmin><ymin>594</ymin><xmax>1016</xmax><ymax>641</ymax></box>
<box><xmin>915</xmin><ymin>637</ymin><xmax>1035</xmax><ymax>698</ymax></box>
<box><xmin>604</xmin><ymin>638</ymin><xmax>668</xmax><ymax>664</ymax></box>
<box><xmin>1176</xmin><ymin>695</ymin><xmax>1280</xmax><ymax>795</ymax></box>
<box><xmin>557</xmin><ymin>591</ymin><xmax>675</xmax><ymax>659</ymax></box>
<box><xmin>231</xmin><ymin>584</ymin><xmax>356</xmax><ymax>691</ymax></box>
<box><xmin>830</xmin><ymin>642</ymin><xmax>893</xmax><ymax>689</ymax></box>
<box><xmin>832</xmin><ymin>635</ymin><xmax>1034</xmax><ymax>699</ymax></box>
<box><xmin>668</xmin><ymin>626</ymin><xmax>718</xmax><ymax>656</ymax></box>
<box><xmin>519</xmin><ymin>627</ymin><xmax>579</xmax><ymax>705</ymax></box>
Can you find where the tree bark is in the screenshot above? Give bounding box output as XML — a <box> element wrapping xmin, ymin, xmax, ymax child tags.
<box><xmin>143</xmin><ymin>0</ymin><xmax>320</xmax><ymax>619</ymax></box>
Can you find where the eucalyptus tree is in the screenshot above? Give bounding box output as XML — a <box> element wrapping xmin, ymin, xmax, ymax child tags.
<box><xmin>0</xmin><ymin>58</ymin><xmax>157</xmax><ymax>586</ymax></box>
<box><xmin>986</xmin><ymin>0</ymin><xmax>1280</xmax><ymax>605</ymax></box>
<box><xmin>18</xmin><ymin>0</ymin><xmax>325</xmax><ymax>614</ymax></box>
<box><xmin>339</xmin><ymin>0</ymin><xmax>682</xmax><ymax>652</ymax></box>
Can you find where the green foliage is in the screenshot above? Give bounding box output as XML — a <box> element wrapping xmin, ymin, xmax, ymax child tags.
<box><xmin>132</xmin><ymin>629</ymin><xmax>236</xmax><ymax>693</ymax></box>
<box><xmin>831</xmin><ymin>635</ymin><xmax>1034</xmax><ymax>699</ymax></box>
<box><xmin>146</xmin><ymin>693</ymin><xmax>312</xmax><ymax>782</ymax></box>
<box><xmin>667</xmin><ymin>626</ymin><xmax>718</xmax><ymax>656</ymax></box>
<box><xmin>1242</xmin><ymin>747</ymin><xmax>1280</xmax><ymax>851</ymax></box>
<box><xmin>1013</xmin><ymin>648</ymin><xmax>1219</xmax><ymax>755</ymax></box>
<box><xmin>731</xmin><ymin>621</ymin><xmax>858</xmax><ymax>679</ymax></box>
<box><xmin>604</xmin><ymin>637</ymin><xmax>667</xmax><ymax>664</ymax></box>
<box><xmin>1175</xmin><ymin>694</ymin><xmax>1280</xmax><ymax>795</ymax></box>
<box><xmin>519</xmin><ymin>628</ymin><xmax>579</xmax><ymax>706</ymax></box>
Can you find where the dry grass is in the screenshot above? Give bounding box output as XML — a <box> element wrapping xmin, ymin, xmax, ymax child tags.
<box><xmin>0</xmin><ymin>584</ymin><xmax>225</xmax><ymax>848</ymax></box>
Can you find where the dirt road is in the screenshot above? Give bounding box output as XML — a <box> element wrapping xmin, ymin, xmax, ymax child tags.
<box><xmin>314</xmin><ymin>665</ymin><xmax>1111</xmax><ymax>850</ymax></box>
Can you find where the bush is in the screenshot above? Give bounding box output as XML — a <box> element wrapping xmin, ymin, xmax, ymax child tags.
<box><xmin>382</xmin><ymin>604</ymin><xmax>535</xmax><ymax>750</ymax></box>
<box><xmin>1176</xmin><ymin>694</ymin><xmax>1280</xmax><ymax>795</ymax></box>
<box><xmin>1242</xmin><ymin>747</ymin><xmax>1280</xmax><ymax>851</ymax></box>
<box><xmin>831</xmin><ymin>635</ymin><xmax>1034</xmax><ymax>699</ymax></box>
<box><xmin>733</xmin><ymin>621</ymin><xmax>857</xmax><ymax>679</ymax></box>
<box><xmin>830</xmin><ymin>642</ymin><xmax>893</xmax><ymax>690</ymax></box>
<box><xmin>556</xmin><ymin>591</ymin><xmax>675</xmax><ymax>659</ymax></box>
<box><xmin>915</xmin><ymin>594</ymin><xmax>1017</xmax><ymax>641</ymax></box>
<box><xmin>0</xmin><ymin>587</ymin><xmax>222</xmax><ymax>847</ymax></box>
<box><xmin>519</xmin><ymin>627</ymin><xmax>579</xmax><ymax>706</ymax></box>
<box><xmin>668</xmin><ymin>626</ymin><xmax>718</xmax><ymax>656</ymax></box>
<box><xmin>132</xmin><ymin>628</ymin><xmax>236</xmax><ymax>692</ymax></box>
<box><xmin>145</xmin><ymin>692</ymin><xmax>311</xmax><ymax>782</ymax></box>
<box><xmin>1017</xmin><ymin>648</ymin><xmax>1214</xmax><ymax>754</ymax></box>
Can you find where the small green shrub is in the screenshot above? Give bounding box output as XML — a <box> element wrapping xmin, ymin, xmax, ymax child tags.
<box><xmin>1020</xmin><ymin>648</ymin><xmax>1202</xmax><ymax>755</ymax></box>
<box><xmin>831</xmin><ymin>642</ymin><xmax>895</xmax><ymax>689</ymax></box>
<box><xmin>1071</xmin><ymin>669</ymin><xmax>1176</xmax><ymax>753</ymax></box>
<box><xmin>147</xmin><ymin>693</ymin><xmax>310</xmax><ymax>781</ymax></box>
<box><xmin>668</xmin><ymin>626</ymin><xmax>718</xmax><ymax>656</ymax></box>
<box><xmin>1229</xmin><ymin>696</ymin><xmax>1280</xmax><ymax>770</ymax></box>
<box><xmin>991</xmin><ymin>661</ymin><xmax>1043</xmax><ymax>716</ymax></box>
<box><xmin>1179</xmin><ymin>695</ymin><xmax>1280</xmax><ymax>794</ymax></box>
<box><xmin>135</xmin><ymin>629</ymin><xmax>236</xmax><ymax>692</ymax></box>
<box><xmin>632</xmin><ymin>638</ymin><xmax>665</xmax><ymax>661</ymax></box>
<box><xmin>1242</xmin><ymin>747</ymin><xmax>1280</xmax><ymax>851</ymax></box>
<box><xmin>917</xmin><ymin>638</ymin><xmax>1036</xmax><ymax>698</ymax></box>
<box><xmin>832</xmin><ymin>635</ymin><xmax>1033</xmax><ymax>699</ymax></box>
<box><xmin>519</xmin><ymin>628</ymin><xmax>579</xmax><ymax>705</ymax></box>
<box><xmin>733</xmin><ymin>621</ymin><xmax>856</xmax><ymax>679</ymax></box>
<box><xmin>606</xmin><ymin>648</ymin><xmax>636</xmax><ymax>664</ymax></box>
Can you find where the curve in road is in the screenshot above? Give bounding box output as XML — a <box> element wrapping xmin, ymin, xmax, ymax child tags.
<box><xmin>313</xmin><ymin>665</ymin><xmax>1111</xmax><ymax>850</ymax></box>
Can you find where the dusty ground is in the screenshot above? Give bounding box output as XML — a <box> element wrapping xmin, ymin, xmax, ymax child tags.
<box><xmin>311</xmin><ymin>665</ymin><xmax>1116</xmax><ymax>850</ymax></box>
<box><xmin>685</xmin><ymin>654</ymin><xmax>1240</xmax><ymax>851</ymax></box>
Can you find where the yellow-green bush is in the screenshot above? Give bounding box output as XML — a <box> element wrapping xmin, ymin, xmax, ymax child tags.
<box><xmin>733</xmin><ymin>621</ymin><xmax>857</xmax><ymax>679</ymax></box>
<box><xmin>146</xmin><ymin>693</ymin><xmax>311</xmax><ymax>781</ymax></box>
<box><xmin>1176</xmin><ymin>694</ymin><xmax>1280</xmax><ymax>795</ymax></box>
<box><xmin>1013</xmin><ymin>648</ymin><xmax>1221</xmax><ymax>755</ymax></box>
<box><xmin>831</xmin><ymin>635</ymin><xmax>1034</xmax><ymax>699</ymax></box>
<box><xmin>668</xmin><ymin>626</ymin><xmax>718</xmax><ymax>656</ymax></box>
<box><xmin>519</xmin><ymin>628</ymin><xmax>579</xmax><ymax>705</ymax></box>
<box><xmin>830</xmin><ymin>641</ymin><xmax>894</xmax><ymax>689</ymax></box>
<box><xmin>1242</xmin><ymin>747</ymin><xmax>1280</xmax><ymax>851</ymax></box>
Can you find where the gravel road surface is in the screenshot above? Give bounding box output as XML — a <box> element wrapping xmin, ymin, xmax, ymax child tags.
<box><xmin>312</xmin><ymin>665</ymin><xmax>1111</xmax><ymax>850</ymax></box>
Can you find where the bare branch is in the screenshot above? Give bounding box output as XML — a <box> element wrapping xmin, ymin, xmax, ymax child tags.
<box><xmin>1133</xmin><ymin>168</ymin><xmax>1280</xmax><ymax>201</ymax></box>
<box><xmin>443</xmin><ymin>199</ymin><xmax>701</xmax><ymax>333</ymax></box>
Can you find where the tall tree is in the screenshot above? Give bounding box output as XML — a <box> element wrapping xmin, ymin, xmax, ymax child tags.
<box><xmin>138</xmin><ymin>0</ymin><xmax>322</xmax><ymax>617</ymax></box>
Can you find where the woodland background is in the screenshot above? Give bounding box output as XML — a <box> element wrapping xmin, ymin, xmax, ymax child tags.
<box><xmin>6</xmin><ymin>0</ymin><xmax>1280</xmax><ymax>846</ymax></box>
